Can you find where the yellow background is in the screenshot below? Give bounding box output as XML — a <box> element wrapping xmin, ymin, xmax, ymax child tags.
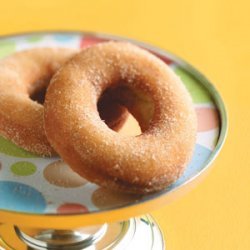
<box><xmin>0</xmin><ymin>0</ymin><xmax>249</xmax><ymax>249</ymax></box>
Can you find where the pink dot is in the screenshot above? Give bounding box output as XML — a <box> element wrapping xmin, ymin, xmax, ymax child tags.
<box><xmin>80</xmin><ymin>36</ymin><xmax>108</xmax><ymax>48</ymax></box>
<box><xmin>196</xmin><ymin>107</ymin><xmax>220</xmax><ymax>132</ymax></box>
<box><xmin>80</xmin><ymin>37</ymin><xmax>173</xmax><ymax>65</ymax></box>
<box><xmin>57</xmin><ymin>203</ymin><xmax>88</xmax><ymax>214</ymax></box>
<box><xmin>147</xmin><ymin>50</ymin><xmax>173</xmax><ymax>64</ymax></box>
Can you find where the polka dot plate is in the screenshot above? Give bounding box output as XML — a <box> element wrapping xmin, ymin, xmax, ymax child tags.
<box><xmin>0</xmin><ymin>32</ymin><xmax>227</xmax><ymax>216</ymax></box>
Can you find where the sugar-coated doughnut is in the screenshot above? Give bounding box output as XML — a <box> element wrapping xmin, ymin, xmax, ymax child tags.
<box><xmin>0</xmin><ymin>48</ymin><xmax>127</xmax><ymax>156</ymax></box>
<box><xmin>44</xmin><ymin>42</ymin><xmax>197</xmax><ymax>194</ymax></box>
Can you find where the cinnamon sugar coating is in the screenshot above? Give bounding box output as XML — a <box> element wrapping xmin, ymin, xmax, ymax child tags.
<box><xmin>0</xmin><ymin>48</ymin><xmax>127</xmax><ymax>156</ymax></box>
<box><xmin>44</xmin><ymin>42</ymin><xmax>197</xmax><ymax>193</ymax></box>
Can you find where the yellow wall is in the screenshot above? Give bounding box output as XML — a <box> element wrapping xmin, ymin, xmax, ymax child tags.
<box><xmin>0</xmin><ymin>0</ymin><xmax>249</xmax><ymax>249</ymax></box>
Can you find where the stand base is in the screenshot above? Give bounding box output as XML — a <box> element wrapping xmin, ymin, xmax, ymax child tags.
<box><xmin>0</xmin><ymin>215</ymin><xmax>165</xmax><ymax>250</ymax></box>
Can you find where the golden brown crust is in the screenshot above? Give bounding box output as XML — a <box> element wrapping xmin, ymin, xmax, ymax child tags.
<box><xmin>0</xmin><ymin>48</ymin><xmax>128</xmax><ymax>156</ymax></box>
<box><xmin>44</xmin><ymin>42</ymin><xmax>197</xmax><ymax>193</ymax></box>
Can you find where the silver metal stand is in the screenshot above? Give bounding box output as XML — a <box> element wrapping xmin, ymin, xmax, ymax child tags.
<box><xmin>1</xmin><ymin>215</ymin><xmax>165</xmax><ymax>250</ymax></box>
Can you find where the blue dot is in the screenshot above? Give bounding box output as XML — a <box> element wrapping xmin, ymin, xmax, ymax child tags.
<box><xmin>171</xmin><ymin>144</ymin><xmax>212</xmax><ymax>187</ymax></box>
<box><xmin>54</xmin><ymin>34</ymin><xmax>74</xmax><ymax>42</ymax></box>
<box><xmin>0</xmin><ymin>181</ymin><xmax>46</xmax><ymax>213</ymax></box>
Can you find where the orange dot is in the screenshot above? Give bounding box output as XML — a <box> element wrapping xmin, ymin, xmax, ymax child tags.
<box><xmin>43</xmin><ymin>160</ymin><xmax>87</xmax><ymax>188</ymax></box>
<box><xmin>196</xmin><ymin>107</ymin><xmax>220</xmax><ymax>132</ymax></box>
<box><xmin>57</xmin><ymin>203</ymin><xmax>88</xmax><ymax>214</ymax></box>
<box><xmin>80</xmin><ymin>36</ymin><xmax>108</xmax><ymax>48</ymax></box>
<box><xmin>92</xmin><ymin>187</ymin><xmax>142</xmax><ymax>209</ymax></box>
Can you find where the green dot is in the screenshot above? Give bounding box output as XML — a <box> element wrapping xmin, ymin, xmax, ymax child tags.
<box><xmin>213</xmin><ymin>135</ymin><xmax>219</xmax><ymax>147</ymax></box>
<box><xmin>0</xmin><ymin>136</ymin><xmax>37</xmax><ymax>158</ymax></box>
<box><xmin>0</xmin><ymin>40</ymin><xmax>16</xmax><ymax>59</ymax></box>
<box><xmin>174</xmin><ymin>67</ymin><xmax>213</xmax><ymax>104</ymax></box>
<box><xmin>27</xmin><ymin>35</ymin><xmax>43</xmax><ymax>43</ymax></box>
<box><xmin>11</xmin><ymin>161</ymin><xmax>37</xmax><ymax>176</ymax></box>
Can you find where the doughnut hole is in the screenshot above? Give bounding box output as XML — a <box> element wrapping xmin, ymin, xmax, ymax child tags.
<box><xmin>119</xmin><ymin>114</ymin><xmax>141</xmax><ymax>136</ymax></box>
<box><xmin>29</xmin><ymin>78</ymin><xmax>50</xmax><ymax>104</ymax></box>
<box><xmin>97</xmin><ymin>85</ymin><xmax>155</xmax><ymax>136</ymax></box>
<box><xmin>29</xmin><ymin>77</ymin><xmax>130</xmax><ymax>133</ymax></box>
<box><xmin>97</xmin><ymin>90</ymin><xmax>130</xmax><ymax>132</ymax></box>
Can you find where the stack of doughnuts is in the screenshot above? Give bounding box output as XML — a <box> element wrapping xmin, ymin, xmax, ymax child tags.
<box><xmin>0</xmin><ymin>42</ymin><xmax>196</xmax><ymax>194</ymax></box>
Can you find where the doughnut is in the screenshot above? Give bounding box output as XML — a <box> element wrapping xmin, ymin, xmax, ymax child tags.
<box><xmin>44</xmin><ymin>42</ymin><xmax>197</xmax><ymax>194</ymax></box>
<box><xmin>0</xmin><ymin>48</ymin><xmax>128</xmax><ymax>156</ymax></box>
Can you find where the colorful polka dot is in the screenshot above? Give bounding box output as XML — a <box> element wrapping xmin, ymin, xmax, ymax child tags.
<box><xmin>0</xmin><ymin>136</ymin><xmax>36</xmax><ymax>158</ymax></box>
<box><xmin>196</xmin><ymin>107</ymin><xmax>220</xmax><ymax>132</ymax></box>
<box><xmin>0</xmin><ymin>40</ymin><xmax>16</xmax><ymax>59</ymax></box>
<box><xmin>174</xmin><ymin>67</ymin><xmax>213</xmax><ymax>104</ymax></box>
<box><xmin>80</xmin><ymin>36</ymin><xmax>108</xmax><ymax>48</ymax></box>
<box><xmin>54</xmin><ymin>34</ymin><xmax>75</xmax><ymax>42</ymax></box>
<box><xmin>147</xmin><ymin>49</ymin><xmax>173</xmax><ymax>64</ymax></box>
<box><xmin>172</xmin><ymin>144</ymin><xmax>212</xmax><ymax>187</ymax></box>
<box><xmin>27</xmin><ymin>35</ymin><xmax>44</xmax><ymax>43</ymax></box>
<box><xmin>92</xmin><ymin>187</ymin><xmax>142</xmax><ymax>209</ymax></box>
<box><xmin>0</xmin><ymin>181</ymin><xmax>46</xmax><ymax>213</ymax></box>
<box><xmin>43</xmin><ymin>160</ymin><xmax>87</xmax><ymax>188</ymax></box>
<box><xmin>57</xmin><ymin>203</ymin><xmax>88</xmax><ymax>214</ymax></box>
<box><xmin>11</xmin><ymin>161</ymin><xmax>36</xmax><ymax>176</ymax></box>
<box><xmin>188</xmin><ymin>144</ymin><xmax>212</xmax><ymax>170</ymax></box>
<box><xmin>213</xmin><ymin>136</ymin><xmax>219</xmax><ymax>146</ymax></box>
